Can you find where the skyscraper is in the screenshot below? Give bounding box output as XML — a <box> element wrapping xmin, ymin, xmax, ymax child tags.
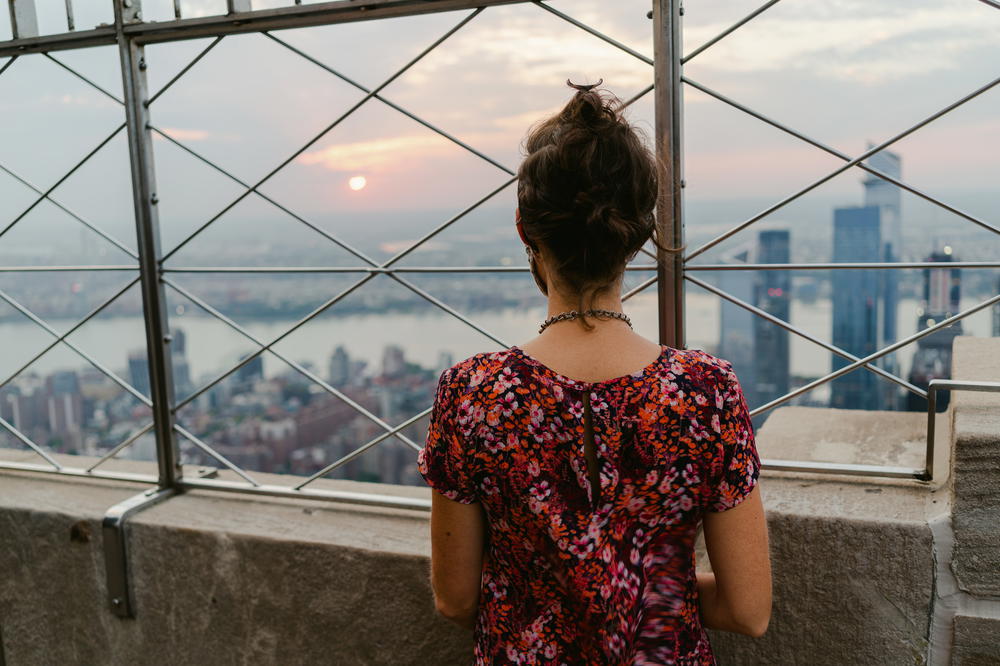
<box><xmin>831</xmin><ymin>206</ymin><xmax>881</xmax><ymax>410</ymax></box>
<box><xmin>863</xmin><ymin>147</ymin><xmax>902</xmax><ymax>407</ymax></box>
<box><xmin>128</xmin><ymin>350</ymin><xmax>151</xmax><ymax>398</ymax></box>
<box><xmin>235</xmin><ymin>354</ymin><xmax>264</xmax><ymax>385</ymax></box>
<box><xmin>906</xmin><ymin>247</ymin><xmax>963</xmax><ymax>411</ymax></box>
<box><xmin>753</xmin><ymin>230</ymin><xmax>791</xmax><ymax>415</ymax></box>
<box><xmin>381</xmin><ymin>345</ymin><xmax>406</xmax><ymax>379</ymax></box>
<box><xmin>862</xmin><ymin>148</ymin><xmax>902</xmax><ymax>360</ymax></box>
<box><xmin>46</xmin><ymin>370</ymin><xmax>83</xmax><ymax>450</ymax></box>
<box><xmin>171</xmin><ymin>328</ymin><xmax>192</xmax><ymax>398</ymax></box>
<box><xmin>717</xmin><ymin>243</ymin><xmax>755</xmax><ymax>404</ymax></box>
<box><xmin>830</xmin><ymin>148</ymin><xmax>903</xmax><ymax>410</ymax></box>
<box><xmin>328</xmin><ymin>345</ymin><xmax>351</xmax><ymax>386</ymax></box>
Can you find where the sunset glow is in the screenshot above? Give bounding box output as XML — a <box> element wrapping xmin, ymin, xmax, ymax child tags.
<box><xmin>349</xmin><ymin>176</ymin><xmax>367</xmax><ymax>191</ymax></box>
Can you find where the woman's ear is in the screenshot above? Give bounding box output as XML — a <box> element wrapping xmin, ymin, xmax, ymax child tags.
<box><xmin>515</xmin><ymin>212</ymin><xmax>532</xmax><ymax>248</ymax></box>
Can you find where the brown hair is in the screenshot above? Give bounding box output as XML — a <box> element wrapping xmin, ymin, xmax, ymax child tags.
<box><xmin>517</xmin><ymin>80</ymin><xmax>679</xmax><ymax>329</ymax></box>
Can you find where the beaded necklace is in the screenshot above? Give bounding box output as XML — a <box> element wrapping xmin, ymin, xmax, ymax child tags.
<box><xmin>538</xmin><ymin>309</ymin><xmax>633</xmax><ymax>334</ymax></box>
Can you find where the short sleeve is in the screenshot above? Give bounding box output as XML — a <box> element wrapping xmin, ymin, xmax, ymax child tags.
<box><xmin>417</xmin><ymin>366</ymin><xmax>477</xmax><ymax>504</ymax></box>
<box><xmin>707</xmin><ymin>361</ymin><xmax>761</xmax><ymax>512</ymax></box>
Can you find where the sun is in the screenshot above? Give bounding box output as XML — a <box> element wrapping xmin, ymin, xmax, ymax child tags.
<box><xmin>348</xmin><ymin>175</ymin><xmax>367</xmax><ymax>191</ymax></box>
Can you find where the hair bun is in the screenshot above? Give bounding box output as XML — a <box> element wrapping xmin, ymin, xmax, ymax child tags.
<box><xmin>561</xmin><ymin>79</ymin><xmax>616</xmax><ymax>130</ymax></box>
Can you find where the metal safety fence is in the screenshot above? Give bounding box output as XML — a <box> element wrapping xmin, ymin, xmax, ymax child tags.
<box><xmin>2</xmin><ymin>2</ymin><xmax>999</xmax><ymax>615</ymax></box>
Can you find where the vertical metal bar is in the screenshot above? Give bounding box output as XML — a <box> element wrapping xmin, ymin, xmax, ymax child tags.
<box><xmin>102</xmin><ymin>0</ymin><xmax>184</xmax><ymax>620</ymax></box>
<box><xmin>227</xmin><ymin>0</ymin><xmax>252</xmax><ymax>13</ymax></box>
<box><xmin>925</xmin><ymin>385</ymin><xmax>937</xmax><ymax>481</ymax></box>
<box><xmin>113</xmin><ymin>0</ymin><xmax>180</xmax><ymax>488</ymax></box>
<box><xmin>64</xmin><ymin>0</ymin><xmax>74</xmax><ymax>31</ymax></box>
<box><xmin>653</xmin><ymin>0</ymin><xmax>686</xmax><ymax>348</ymax></box>
<box><xmin>9</xmin><ymin>0</ymin><xmax>39</xmax><ymax>39</ymax></box>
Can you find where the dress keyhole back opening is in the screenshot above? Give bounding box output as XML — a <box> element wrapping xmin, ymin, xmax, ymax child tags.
<box><xmin>581</xmin><ymin>391</ymin><xmax>601</xmax><ymax>508</ymax></box>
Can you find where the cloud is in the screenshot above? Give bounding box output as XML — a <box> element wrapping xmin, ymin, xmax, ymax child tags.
<box><xmin>156</xmin><ymin>127</ymin><xmax>211</xmax><ymax>141</ymax></box>
<box><xmin>38</xmin><ymin>93</ymin><xmax>117</xmax><ymax>109</ymax></box>
<box><xmin>684</xmin><ymin>2</ymin><xmax>999</xmax><ymax>83</ymax></box>
<box><xmin>378</xmin><ymin>239</ymin><xmax>447</xmax><ymax>254</ymax></box>
<box><xmin>296</xmin><ymin>134</ymin><xmax>449</xmax><ymax>172</ymax></box>
<box><xmin>398</xmin><ymin>4</ymin><xmax>652</xmax><ymax>91</ymax></box>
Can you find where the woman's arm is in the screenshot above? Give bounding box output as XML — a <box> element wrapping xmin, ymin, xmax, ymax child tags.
<box><xmin>699</xmin><ymin>484</ymin><xmax>772</xmax><ymax>637</ymax></box>
<box><xmin>429</xmin><ymin>489</ymin><xmax>487</xmax><ymax>630</ymax></box>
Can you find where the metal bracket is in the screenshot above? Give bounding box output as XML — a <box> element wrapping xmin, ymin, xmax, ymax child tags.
<box><xmin>103</xmin><ymin>487</ymin><xmax>177</xmax><ymax>618</ymax></box>
<box><xmin>925</xmin><ymin>379</ymin><xmax>1000</xmax><ymax>482</ymax></box>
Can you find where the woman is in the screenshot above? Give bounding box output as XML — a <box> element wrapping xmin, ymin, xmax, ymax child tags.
<box><xmin>418</xmin><ymin>80</ymin><xmax>771</xmax><ymax>665</ymax></box>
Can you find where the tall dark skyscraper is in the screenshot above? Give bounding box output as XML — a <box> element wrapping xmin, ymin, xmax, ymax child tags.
<box><xmin>128</xmin><ymin>350</ymin><xmax>151</xmax><ymax>398</ymax></box>
<box><xmin>718</xmin><ymin>244</ymin><xmax>755</xmax><ymax>404</ymax></box>
<box><xmin>906</xmin><ymin>247</ymin><xmax>963</xmax><ymax>411</ymax></box>
<box><xmin>171</xmin><ymin>328</ymin><xmax>192</xmax><ymax>398</ymax></box>
<box><xmin>863</xmin><ymin>148</ymin><xmax>902</xmax><ymax>359</ymax></box>
<box><xmin>328</xmin><ymin>345</ymin><xmax>351</xmax><ymax>386</ymax></box>
<box><xmin>830</xmin><ymin>148</ymin><xmax>902</xmax><ymax>410</ymax></box>
<box><xmin>752</xmin><ymin>230</ymin><xmax>791</xmax><ymax>415</ymax></box>
<box><xmin>236</xmin><ymin>354</ymin><xmax>264</xmax><ymax>385</ymax></box>
<box><xmin>831</xmin><ymin>207</ymin><xmax>881</xmax><ymax>409</ymax></box>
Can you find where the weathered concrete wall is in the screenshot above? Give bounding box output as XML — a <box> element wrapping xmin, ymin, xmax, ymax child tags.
<box><xmin>944</xmin><ymin>337</ymin><xmax>1000</xmax><ymax>665</ymax></box>
<box><xmin>0</xmin><ymin>469</ymin><xmax>470</xmax><ymax>665</ymax></box>
<box><xmin>952</xmin><ymin>615</ymin><xmax>1000</xmax><ymax>666</ymax></box>
<box><xmin>707</xmin><ymin>480</ymin><xmax>936</xmax><ymax>665</ymax></box>
<box><xmin>948</xmin><ymin>337</ymin><xmax>1000</xmax><ymax>599</ymax></box>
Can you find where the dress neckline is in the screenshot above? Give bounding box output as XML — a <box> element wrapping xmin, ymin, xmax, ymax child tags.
<box><xmin>507</xmin><ymin>344</ymin><xmax>672</xmax><ymax>389</ymax></box>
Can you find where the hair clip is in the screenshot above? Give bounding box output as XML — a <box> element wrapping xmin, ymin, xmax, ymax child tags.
<box><xmin>566</xmin><ymin>78</ymin><xmax>604</xmax><ymax>92</ymax></box>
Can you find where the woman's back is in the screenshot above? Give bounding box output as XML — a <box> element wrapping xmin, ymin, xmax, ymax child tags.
<box><xmin>418</xmin><ymin>341</ymin><xmax>760</xmax><ymax>664</ymax></box>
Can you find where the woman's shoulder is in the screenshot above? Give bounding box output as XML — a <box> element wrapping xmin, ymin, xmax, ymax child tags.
<box><xmin>436</xmin><ymin>349</ymin><xmax>518</xmax><ymax>397</ymax></box>
<box><xmin>666</xmin><ymin>347</ymin><xmax>740</xmax><ymax>397</ymax></box>
<box><xmin>670</xmin><ymin>347</ymin><xmax>735</xmax><ymax>374</ymax></box>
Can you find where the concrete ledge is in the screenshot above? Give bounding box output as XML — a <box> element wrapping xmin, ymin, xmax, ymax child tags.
<box><xmin>756</xmin><ymin>405</ymin><xmax>927</xmax><ymax>470</ymax></box>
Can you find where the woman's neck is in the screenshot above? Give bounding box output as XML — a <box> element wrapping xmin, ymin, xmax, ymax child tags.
<box><xmin>545</xmin><ymin>289</ymin><xmax>625</xmax><ymax>318</ymax></box>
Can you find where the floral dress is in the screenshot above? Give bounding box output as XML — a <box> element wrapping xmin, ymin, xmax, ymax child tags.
<box><xmin>417</xmin><ymin>344</ymin><xmax>760</xmax><ymax>665</ymax></box>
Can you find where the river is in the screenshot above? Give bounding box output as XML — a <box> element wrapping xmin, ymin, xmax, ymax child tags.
<box><xmin>0</xmin><ymin>291</ymin><xmax>993</xmax><ymax>388</ymax></box>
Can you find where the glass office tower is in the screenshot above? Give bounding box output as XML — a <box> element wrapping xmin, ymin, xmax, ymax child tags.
<box><xmin>753</xmin><ymin>230</ymin><xmax>791</xmax><ymax>414</ymax></box>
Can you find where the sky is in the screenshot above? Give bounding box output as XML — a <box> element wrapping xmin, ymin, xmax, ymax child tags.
<box><xmin>0</xmin><ymin>0</ymin><xmax>998</xmax><ymax>266</ymax></box>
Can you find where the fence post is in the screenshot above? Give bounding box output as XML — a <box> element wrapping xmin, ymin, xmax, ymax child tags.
<box><xmin>653</xmin><ymin>0</ymin><xmax>685</xmax><ymax>348</ymax></box>
<box><xmin>113</xmin><ymin>0</ymin><xmax>181</xmax><ymax>487</ymax></box>
<box><xmin>101</xmin><ymin>0</ymin><xmax>183</xmax><ymax>619</ymax></box>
